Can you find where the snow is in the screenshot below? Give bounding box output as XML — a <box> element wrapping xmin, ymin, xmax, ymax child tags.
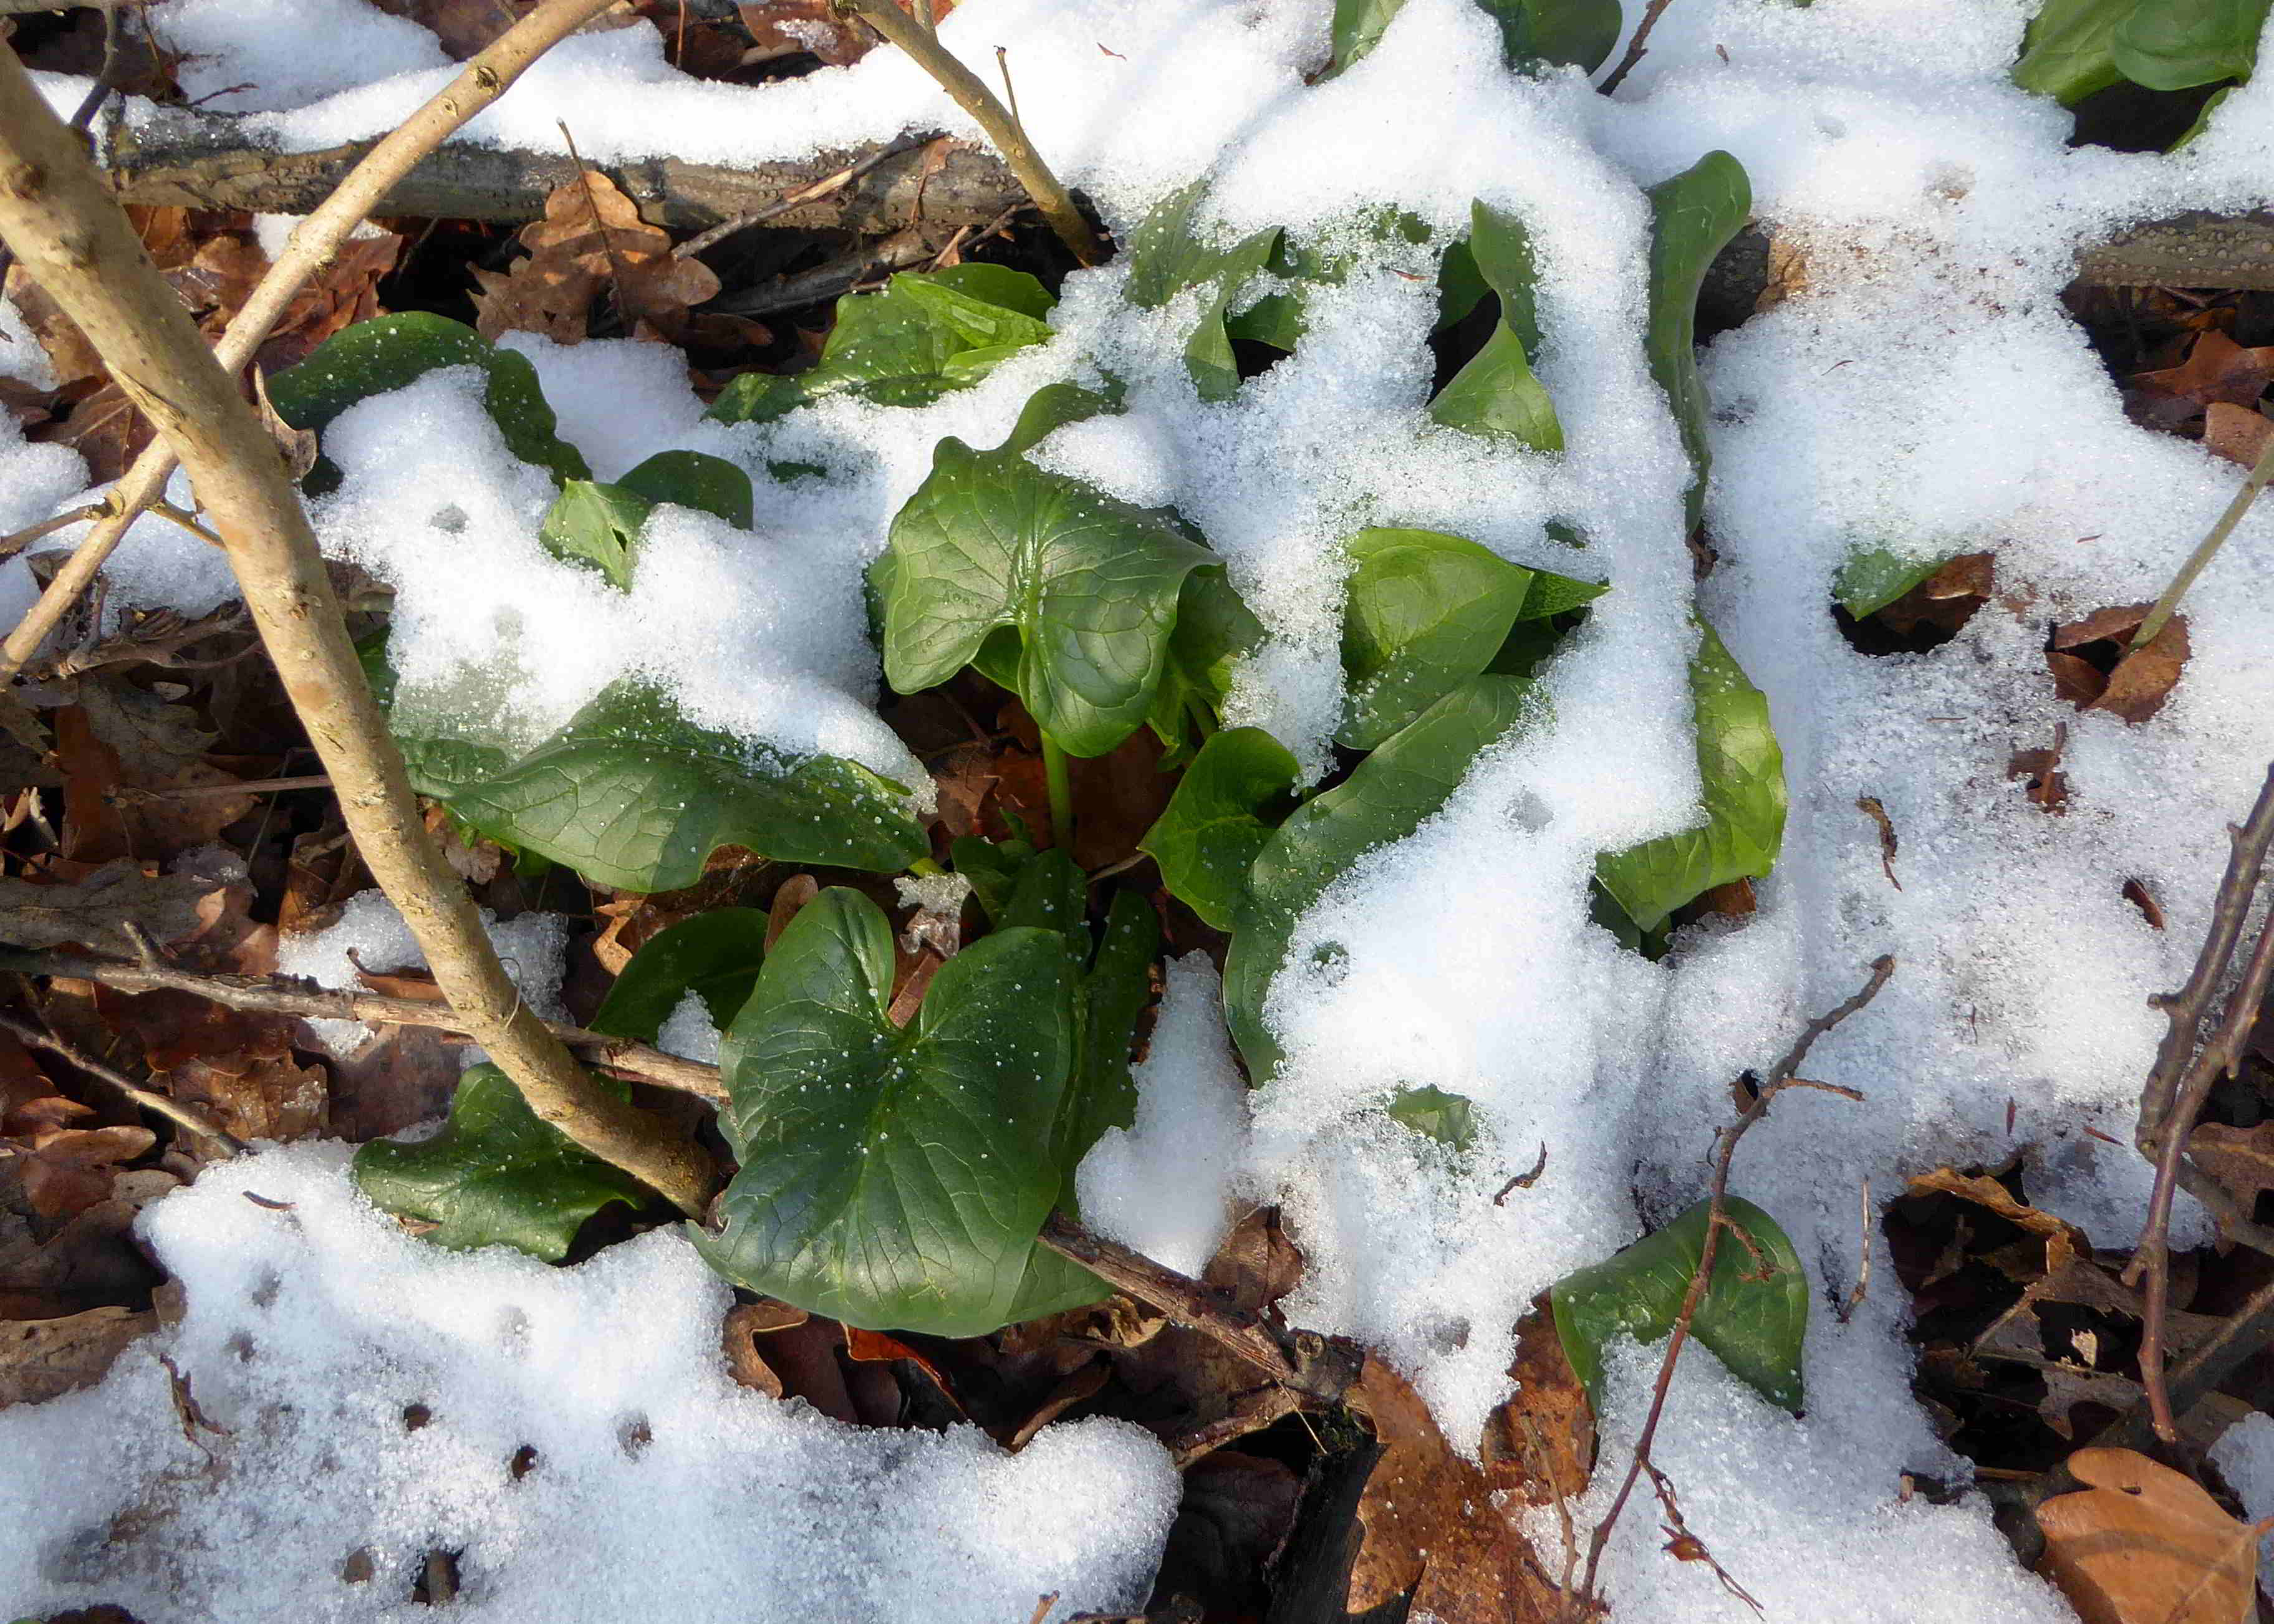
<box><xmin>2211</xmin><ymin>1411</ymin><xmax>2274</xmax><ymax>1595</ymax></box>
<box><xmin>0</xmin><ymin>1144</ymin><xmax>1178</xmax><ymax>1622</ymax></box>
<box><xmin>656</xmin><ymin>989</ymin><xmax>723</xmax><ymax>1064</ymax></box>
<box><xmin>14</xmin><ymin>0</ymin><xmax>2274</xmax><ymax>1614</ymax></box>
<box><xmin>276</xmin><ymin>888</ymin><xmax>570</xmax><ymax>1056</ymax></box>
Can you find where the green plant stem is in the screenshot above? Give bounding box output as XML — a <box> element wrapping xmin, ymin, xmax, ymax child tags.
<box><xmin>2134</xmin><ymin>430</ymin><xmax>2274</xmax><ymax>649</ymax></box>
<box><xmin>835</xmin><ymin>0</ymin><xmax>1104</xmax><ymax>266</ymax></box>
<box><xmin>1042</xmin><ymin>733</ymin><xmax>1076</xmax><ymax>851</ymax></box>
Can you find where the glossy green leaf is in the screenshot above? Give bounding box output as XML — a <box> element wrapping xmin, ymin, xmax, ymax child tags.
<box><xmin>617</xmin><ymin>449</ymin><xmax>755</xmax><ymax>528</ymax></box>
<box><xmin>695</xmin><ymin>890</ymin><xmax>1080</xmax><ymax>1336</ymax></box>
<box><xmin>1147</xmin><ymin>567</ymin><xmax>1268</xmax><ymax>767</ymax></box>
<box><xmin>948</xmin><ymin>833</ymin><xmax>1041</xmax><ymax>924</ymax></box>
<box><xmin>1833</xmin><ymin>545</ymin><xmax>1955</xmax><ymax>620</ymax></box>
<box><xmin>1644</xmin><ymin>152</ymin><xmax>1751</xmax><ymax>534</ymax></box>
<box><xmin>1332</xmin><ymin>0</ymin><xmax>1622</xmax><ymax>74</ymax></box>
<box><xmin>1140</xmin><ymin>726</ymin><xmax>1301</xmax><ymax>929</ymax></box>
<box><xmin>353</xmin><ymin>1064</ymin><xmax>649</xmax><ymax>1261</ymax></box>
<box><xmin>590</xmin><ymin>907</ymin><xmax>771</xmax><ymax>1042</ymax></box>
<box><xmin>1594</xmin><ymin>622</ymin><xmax>1786</xmax><ymax>935</ymax></box>
<box><xmin>876</xmin><ymin>439</ymin><xmax>1221</xmax><ymax>757</ymax></box>
<box><xmin>1339</xmin><ymin>528</ymin><xmax>1539</xmax><ymax>749</ymax></box>
<box><xmin>267</xmin><ymin>312</ymin><xmax>590</xmax><ymax>488</ymax></box>
<box><xmin>1120</xmin><ymin>180</ymin><xmax>1281</xmax><ymax>400</ymax></box>
<box><xmin>2011</xmin><ymin>0</ymin><xmax>2129</xmax><ymax>102</ymax></box>
<box><xmin>1225</xmin><ymin>675</ymin><xmax>1540</xmax><ymax>1080</ymax></box>
<box><xmin>997</xmin><ymin>377</ymin><xmax>1125</xmax><ymax>456</ymax></box>
<box><xmin>1437</xmin><ymin>239</ymin><xmax>1491</xmax><ymax>331</ymax></box>
<box><xmin>392</xmin><ymin>678</ymin><xmax>926</xmax><ymax>894</ymax></box>
<box><xmin>1551</xmin><ymin>1195</ymin><xmax>1809</xmax><ymax>1413</ymax></box>
<box><xmin>1430</xmin><ymin>201</ymin><xmax>1560</xmax><ymax>448</ymax></box>
<box><xmin>2111</xmin><ymin>0</ymin><xmax>2269</xmax><ymax>90</ymax></box>
<box><xmin>705</xmin><ymin>266</ymin><xmax>1056</xmax><ymax>423</ymax></box>
<box><xmin>540</xmin><ymin>480</ymin><xmax>652</xmax><ymax>591</ymax></box>
<box><xmin>1382</xmin><ymin>1085</ymin><xmax>1477</xmax><ymax>1153</ymax></box>
<box><xmin>1071</xmin><ymin>890</ymin><xmax>1159</xmax><ymax>1158</ymax></box>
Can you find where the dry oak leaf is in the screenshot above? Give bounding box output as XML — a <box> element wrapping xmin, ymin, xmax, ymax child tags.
<box><xmin>473</xmin><ymin>168</ymin><xmax>720</xmax><ymax>344</ymax></box>
<box><xmin>2038</xmin><ymin>1447</ymin><xmax>2260</xmax><ymax>1624</ymax></box>
<box><xmin>13</xmin><ymin>1125</ymin><xmax>158</xmax><ymax>1221</ymax></box>
<box><xmin>2131</xmin><ymin>330</ymin><xmax>2274</xmax><ymax>413</ymax></box>
<box><xmin>2187</xmin><ymin>1122</ymin><xmax>2274</xmax><ymax>1219</ymax></box>
<box><xmin>0</xmin><ymin>858</ymin><xmax>219</xmax><ymax>954</ymax></box>
<box><xmin>0</xmin><ymin>1305</ymin><xmax>157</xmax><ymax>1408</ymax></box>
<box><xmin>2205</xmin><ymin>401</ymin><xmax>2274</xmax><ymax>469</ymax></box>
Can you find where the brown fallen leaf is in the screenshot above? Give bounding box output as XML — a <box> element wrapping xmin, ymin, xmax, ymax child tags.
<box><xmin>737</xmin><ymin>0</ymin><xmax>874</xmax><ymax>65</ymax></box>
<box><xmin>472</xmin><ymin>168</ymin><xmax>720</xmax><ymax>345</ymax></box>
<box><xmin>2089</xmin><ymin>616</ymin><xmax>2189</xmax><ymax>726</ymax></box>
<box><xmin>0</xmin><ymin>1305</ymin><xmax>157</xmax><ymax>1408</ymax></box>
<box><xmin>16</xmin><ymin>1124</ymin><xmax>158</xmax><ymax>1220</ymax></box>
<box><xmin>2038</xmin><ymin>1447</ymin><xmax>2259</xmax><ymax>1624</ymax></box>
<box><xmin>2187</xmin><ymin>1122</ymin><xmax>2274</xmax><ymax>1224</ymax></box>
<box><xmin>0</xmin><ymin>858</ymin><xmax>221</xmax><ymax>954</ymax></box>
<box><xmin>2204</xmin><ymin>401</ymin><xmax>2274</xmax><ymax>469</ymax></box>
<box><xmin>2131</xmin><ymin>329</ymin><xmax>2274</xmax><ymax>415</ymax></box>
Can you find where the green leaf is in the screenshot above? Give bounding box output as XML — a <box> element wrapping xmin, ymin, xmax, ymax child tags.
<box><xmin>1437</xmin><ymin>239</ymin><xmax>1491</xmax><ymax>332</ymax></box>
<box><xmin>1382</xmin><ymin>1084</ymin><xmax>1477</xmax><ymax>1153</ymax></box>
<box><xmin>617</xmin><ymin>449</ymin><xmax>754</xmax><ymax>529</ymax></box>
<box><xmin>1644</xmin><ymin>152</ymin><xmax>1752</xmax><ymax>534</ymax></box>
<box><xmin>948</xmin><ymin>833</ymin><xmax>1040</xmax><ymax>923</ymax></box>
<box><xmin>1339</xmin><ymin>528</ymin><xmax>1539</xmax><ymax>749</ymax></box>
<box><xmin>2111</xmin><ymin>0</ymin><xmax>2270</xmax><ymax>90</ymax></box>
<box><xmin>1147</xmin><ymin>561</ymin><xmax>1269</xmax><ymax>767</ymax></box>
<box><xmin>590</xmin><ymin>907</ymin><xmax>771</xmax><ymax>1042</ymax></box>
<box><xmin>1430</xmin><ymin>200</ymin><xmax>1559</xmax><ymax>448</ymax></box>
<box><xmin>2011</xmin><ymin>0</ymin><xmax>2129</xmax><ymax>102</ymax></box>
<box><xmin>1331</xmin><ymin>0</ymin><xmax>1622</xmax><ymax>74</ymax></box>
<box><xmin>1140</xmin><ymin>726</ymin><xmax>1301</xmax><ymax>929</ymax></box>
<box><xmin>1550</xmin><ymin>1195</ymin><xmax>1809</xmax><ymax>1413</ymax></box>
<box><xmin>267</xmin><ymin>312</ymin><xmax>589</xmax><ymax>488</ymax></box>
<box><xmin>876</xmin><ymin>439</ymin><xmax>1221</xmax><ymax>757</ymax></box>
<box><xmin>695</xmin><ymin>890</ymin><xmax>1081</xmax><ymax>1337</ymax></box>
<box><xmin>705</xmin><ymin>266</ymin><xmax>1056</xmax><ymax>424</ymax></box>
<box><xmin>1120</xmin><ymin>180</ymin><xmax>1281</xmax><ymax>401</ymax></box>
<box><xmin>540</xmin><ymin>480</ymin><xmax>652</xmax><ymax>592</ymax></box>
<box><xmin>393</xmin><ymin>678</ymin><xmax>927</xmax><ymax>893</ymax></box>
<box><xmin>997</xmin><ymin>377</ymin><xmax>1125</xmax><ymax>456</ymax></box>
<box><xmin>1833</xmin><ymin>545</ymin><xmax>1955</xmax><ymax>620</ymax></box>
<box><xmin>1071</xmin><ymin>890</ymin><xmax>1159</xmax><ymax>1160</ymax></box>
<box><xmin>352</xmin><ymin>1064</ymin><xmax>650</xmax><ymax>1261</ymax></box>
<box><xmin>1225</xmin><ymin>675</ymin><xmax>1541</xmax><ymax>1080</ymax></box>
<box><xmin>1594</xmin><ymin>621</ymin><xmax>1786</xmax><ymax>935</ymax></box>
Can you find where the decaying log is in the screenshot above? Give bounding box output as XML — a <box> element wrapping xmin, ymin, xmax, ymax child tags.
<box><xmin>104</xmin><ymin>107</ymin><xmax>1024</xmax><ymax>234</ymax></box>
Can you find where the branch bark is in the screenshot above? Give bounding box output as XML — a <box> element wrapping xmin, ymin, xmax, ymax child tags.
<box><xmin>1</xmin><ymin>0</ymin><xmax>630</xmax><ymax>683</ymax></box>
<box><xmin>0</xmin><ymin>48</ymin><xmax>715</xmax><ymax>1216</ymax></box>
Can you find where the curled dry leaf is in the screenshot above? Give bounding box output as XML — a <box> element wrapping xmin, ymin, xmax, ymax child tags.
<box><xmin>14</xmin><ymin>1125</ymin><xmax>158</xmax><ymax>1221</ymax></box>
<box><xmin>2038</xmin><ymin>1447</ymin><xmax>2258</xmax><ymax>1624</ymax></box>
<box><xmin>472</xmin><ymin>169</ymin><xmax>721</xmax><ymax>345</ymax></box>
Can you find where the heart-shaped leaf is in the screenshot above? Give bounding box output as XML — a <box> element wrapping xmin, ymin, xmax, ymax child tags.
<box><xmin>1225</xmin><ymin>675</ymin><xmax>1541</xmax><ymax>1080</ymax></box>
<box><xmin>1141</xmin><ymin>726</ymin><xmax>1301</xmax><ymax>929</ymax></box>
<box><xmin>877</xmin><ymin>439</ymin><xmax>1223</xmax><ymax>756</ymax></box>
<box><xmin>695</xmin><ymin>889</ymin><xmax>1081</xmax><ymax>1336</ymax></box>
<box><xmin>1339</xmin><ymin>527</ymin><xmax>1582</xmax><ymax>749</ymax></box>
<box><xmin>1550</xmin><ymin>1195</ymin><xmax>1809</xmax><ymax>1414</ymax></box>
<box><xmin>706</xmin><ymin>265</ymin><xmax>1055</xmax><ymax>424</ymax></box>
<box><xmin>1594</xmin><ymin>621</ymin><xmax>1786</xmax><ymax>935</ymax></box>
<box><xmin>1428</xmin><ymin>200</ymin><xmax>1561</xmax><ymax>450</ymax></box>
<box><xmin>590</xmin><ymin>907</ymin><xmax>771</xmax><ymax>1042</ymax></box>
<box><xmin>2011</xmin><ymin>0</ymin><xmax>2130</xmax><ymax>103</ymax></box>
<box><xmin>352</xmin><ymin>1064</ymin><xmax>650</xmax><ymax>1261</ymax></box>
<box><xmin>268</xmin><ymin>312</ymin><xmax>589</xmax><ymax>489</ymax></box>
<box><xmin>2111</xmin><ymin>0</ymin><xmax>2269</xmax><ymax>90</ymax></box>
<box><xmin>1644</xmin><ymin>152</ymin><xmax>1751</xmax><ymax>534</ymax></box>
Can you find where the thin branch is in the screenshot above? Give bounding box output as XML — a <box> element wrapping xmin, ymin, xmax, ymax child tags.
<box><xmin>1597</xmin><ymin>0</ymin><xmax>1680</xmax><ymax>97</ymax></box>
<box><xmin>0</xmin><ymin>1006</ymin><xmax>246</xmax><ymax>1153</ymax></box>
<box><xmin>0</xmin><ymin>501</ymin><xmax>108</xmax><ymax>563</ymax></box>
<box><xmin>834</xmin><ymin>0</ymin><xmax>1104</xmax><ymax>266</ymax></box>
<box><xmin>1573</xmin><ymin>956</ymin><xmax>1894</xmax><ymax>1608</ymax></box>
<box><xmin>0</xmin><ymin>50</ymin><xmax>713</xmax><ymax>1216</ymax></box>
<box><xmin>671</xmin><ymin>138</ymin><xmax>918</xmax><ymax>259</ymax></box>
<box><xmin>0</xmin><ymin>0</ymin><xmax>625</xmax><ymax>683</ymax></box>
<box><xmin>2134</xmin><ymin>433</ymin><xmax>2274</xmax><ymax>650</ymax></box>
<box><xmin>0</xmin><ymin>946</ymin><xmax>728</xmax><ymax>1102</ymax></box>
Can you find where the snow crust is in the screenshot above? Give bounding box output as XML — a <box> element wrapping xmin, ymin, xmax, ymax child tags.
<box><xmin>11</xmin><ymin>0</ymin><xmax>2274</xmax><ymax>1614</ymax></box>
<box><xmin>0</xmin><ymin>1145</ymin><xmax>1178</xmax><ymax>1622</ymax></box>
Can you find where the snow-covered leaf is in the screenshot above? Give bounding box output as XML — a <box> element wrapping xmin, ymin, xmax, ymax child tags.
<box><xmin>1833</xmin><ymin>545</ymin><xmax>1959</xmax><ymax>620</ymax></box>
<box><xmin>1644</xmin><ymin>151</ymin><xmax>1751</xmax><ymax>533</ymax></box>
<box><xmin>352</xmin><ymin>1064</ymin><xmax>650</xmax><ymax>1261</ymax></box>
<box><xmin>1428</xmin><ymin>200</ymin><xmax>1560</xmax><ymax>449</ymax></box>
<box><xmin>618</xmin><ymin>449</ymin><xmax>755</xmax><ymax>527</ymax></box>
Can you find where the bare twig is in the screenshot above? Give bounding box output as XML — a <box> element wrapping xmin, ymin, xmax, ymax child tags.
<box><xmin>833</xmin><ymin>0</ymin><xmax>1104</xmax><ymax>265</ymax></box>
<box><xmin>0</xmin><ymin>1005</ymin><xmax>246</xmax><ymax>1153</ymax></box>
<box><xmin>1597</xmin><ymin>0</ymin><xmax>1680</xmax><ymax>97</ymax></box>
<box><xmin>0</xmin><ymin>946</ymin><xmax>729</xmax><ymax>1102</ymax></box>
<box><xmin>0</xmin><ymin>0</ymin><xmax>625</xmax><ymax>683</ymax></box>
<box><xmin>0</xmin><ymin>50</ymin><xmax>712</xmax><ymax>1215</ymax></box>
<box><xmin>672</xmin><ymin>139</ymin><xmax>919</xmax><ymax>259</ymax></box>
<box><xmin>2134</xmin><ymin>435</ymin><xmax>2274</xmax><ymax>650</ymax></box>
<box><xmin>0</xmin><ymin>502</ymin><xmax>108</xmax><ymax>562</ymax></box>
<box><xmin>1573</xmin><ymin>956</ymin><xmax>1894</xmax><ymax>1609</ymax></box>
<box><xmin>1836</xmin><ymin>1176</ymin><xmax>1872</xmax><ymax>1324</ymax></box>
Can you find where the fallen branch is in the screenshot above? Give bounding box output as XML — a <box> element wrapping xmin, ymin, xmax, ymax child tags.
<box><xmin>0</xmin><ymin>946</ymin><xmax>729</xmax><ymax>1101</ymax></box>
<box><xmin>104</xmin><ymin>106</ymin><xmax>1020</xmax><ymax>232</ymax></box>
<box><xmin>0</xmin><ymin>49</ymin><xmax>714</xmax><ymax>1216</ymax></box>
<box><xmin>1571</xmin><ymin>955</ymin><xmax>1895</xmax><ymax>1613</ymax></box>
<box><xmin>2126</xmin><ymin>759</ymin><xmax>2274</xmax><ymax>1441</ymax></box>
<box><xmin>1</xmin><ymin>0</ymin><xmax>632</xmax><ymax>684</ymax></box>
